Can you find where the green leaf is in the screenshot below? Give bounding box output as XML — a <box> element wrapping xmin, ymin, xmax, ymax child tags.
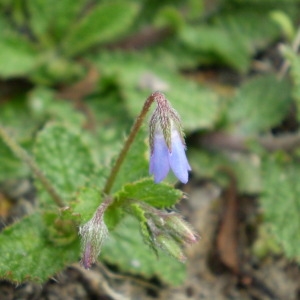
<box><xmin>128</xmin><ymin>202</ymin><xmax>152</xmax><ymax>246</ymax></box>
<box><xmin>85</xmin><ymin>93</ymin><xmax>132</xmax><ymax>165</ymax></box>
<box><xmin>0</xmin><ymin>213</ymin><xmax>80</xmax><ymax>283</ymax></box>
<box><xmin>0</xmin><ymin>139</ymin><xmax>29</xmax><ymax>181</ymax></box>
<box><xmin>179</xmin><ymin>25</ymin><xmax>250</xmax><ymax>72</ymax></box>
<box><xmin>101</xmin><ymin>216</ymin><xmax>186</xmax><ymax>285</ymax></box>
<box><xmin>213</xmin><ymin>8</ymin><xmax>281</xmax><ymax>55</ymax></box>
<box><xmin>63</xmin><ymin>2</ymin><xmax>139</xmax><ymax>56</ymax></box>
<box><xmin>72</xmin><ymin>187</ymin><xmax>103</xmax><ymax>224</ymax></box>
<box><xmin>178</xmin><ymin>7</ymin><xmax>282</xmax><ymax>72</ymax></box>
<box><xmin>261</xmin><ymin>155</ymin><xmax>300</xmax><ymax>258</ymax></box>
<box><xmin>228</xmin><ymin>75</ymin><xmax>291</xmax><ymax>134</ymax></box>
<box><xmin>28</xmin><ymin>87</ymin><xmax>85</xmax><ymax>127</ymax></box>
<box><xmin>282</xmin><ymin>46</ymin><xmax>300</xmax><ymax>121</ymax></box>
<box><xmin>110</xmin><ymin>126</ymin><xmax>149</xmax><ymax>193</ymax></box>
<box><xmin>94</xmin><ymin>52</ymin><xmax>219</xmax><ymax>131</ymax></box>
<box><xmin>270</xmin><ymin>10</ymin><xmax>295</xmax><ymax>41</ymax></box>
<box><xmin>34</xmin><ymin>123</ymin><xmax>95</xmax><ymax>205</ymax></box>
<box><xmin>72</xmin><ymin>187</ymin><xmax>123</xmax><ymax>230</ymax></box>
<box><xmin>0</xmin><ymin>34</ymin><xmax>38</xmax><ymax>78</ymax></box>
<box><xmin>116</xmin><ymin>178</ymin><xmax>182</xmax><ymax>208</ymax></box>
<box><xmin>0</xmin><ymin>95</ymin><xmax>44</xmax><ymax>180</ymax></box>
<box><xmin>189</xmin><ymin>149</ymin><xmax>262</xmax><ymax>194</ymax></box>
<box><xmin>27</xmin><ymin>0</ymin><xmax>86</xmax><ymax>43</ymax></box>
<box><xmin>43</xmin><ymin>209</ymin><xmax>80</xmax><ymax>246</ymax></box>
<box><xmin>0</xmin><ymin>95</ymin><xmax>39</xmax><ymax>140</ymax></box>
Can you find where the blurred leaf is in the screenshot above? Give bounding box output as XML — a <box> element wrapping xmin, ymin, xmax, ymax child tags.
<box><xmin>282</xmin><ymin>46</ymin><xmax>300</xmax><ymax>121</ymax></box>
<box><xmin>189</xmin><ymin>149</ymin><xmax>262</xmax><ymax>194</ymax></box>
<box><xmin>143</xmin><ymin>39</ymin><xmax>205</xmax><ymax>70</ymax></box>
<box><xmin>28</xmin><ymin>87</ymin><xmax>85</xmax><ymax>127</ymax></box>
<box><xmin>94</xmin><ymin>52</ymin><xmax>219</xmax><ymax>131</ymax></box>
<box><xmin>0</xmin><ymin>96</ymin><xmax>39</xmax><ymax>140</ymax></box>
<box><xmin>228</xmin><ymin>75</ymin><xmax>291</xmax><ymax>134</ymax></box>
<box><xmin>27</xmin><ymin>0</ymin><xmax>86</xmax><ymax>43</ymax></box>
<box><xmin>270</xmin><ymin>10</ymin><xmax>295</xmax><ymax>41</ymax></box>
<box><xmin>101</xmin><ymin>216</ymin><xmax>186</xmax><ymax>285</ymax></box>
<box><xmin>86</xmin><ymin>93</ymin><xmax>132</xmax><ymax>165</ymax></box>
<box><xmin>116</xmin><ymin>178</ymin><xmax>182</xmax><ymax>208</ymax></box>
<box><xmin>252</xmin><ymin>224</ymin><xmax>282</xmax><ymax>259</ymax></box>
<box><xmin>30</xmin><ymin>56</ymin><xmax>84</xmax><ymax>85</ymax></box>
<box><xmin>213</xmin><ymin>9</ymin><xmax>281</xmax><ymax>54</ymax></box>
<box><xmin>63</xmin><ymin>2</ymin><xmax>139</xmax><ymax>56</ymax></box>
<box><xmin>0</xmin><ymin>96</ymin><xmax>42</xmax><ymax>180</ymax></box>
<box><xmin>261</xmin><ymin>155</ymin><xmax>300</xmax><ymax>258</ymax></box>
<box><xmin>154</xmin><ymin>6</ymin><xmax>184</xmax><ymax>31</ymax></box>
<box><xmin>0</xmin><ymin>213</ymin><xmax>80</xmax><ymax>283</ymax></box>
<box><xmin>179</xmin><ymin>25</ymin><xmax>250</xmax><ymax>72</ymax></box>
<box><xmin>0</xmin><ymin>34</ymin><xmax>38</xmax><ymax>78</ymax></box>
<box><xmin>34</xmin><ymin>123</ymin><xmax>95</xmax><ymax>205</ymax></box>
<box><xmin>179</xmin><ymin>8</ymin><xmax>281</xmax><ymax>72</ymax></box>
<box><xmin>0</xmin><ymin>139</ymin><xmax>29</xmax><ymax>181</ymax></box>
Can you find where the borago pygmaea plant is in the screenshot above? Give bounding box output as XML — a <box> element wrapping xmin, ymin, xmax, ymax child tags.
<box><xmin>80</xmin><ymin>91</ymin><xmax>196</xmax><ymax>267</ymax></box>
<box><xmin>0</xmin><ymin>91</ymin><xmax>197</xmax><ymax>283</ymax></box>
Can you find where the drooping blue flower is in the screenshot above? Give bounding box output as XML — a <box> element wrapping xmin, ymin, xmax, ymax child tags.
<box><xmin>149</xmin><ymin>93</ymin><xmax>191</xmax><ymax>184</ymax></box>
<box><xmin>150</xmin><ymin>127</ymin><xmax>191</xmax><ymax>183</ymax></box>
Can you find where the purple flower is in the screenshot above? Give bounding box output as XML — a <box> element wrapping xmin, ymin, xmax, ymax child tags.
<box><xmin>150</xmin><ymin>128</ymin><xmax>191</xmax><ymax>183</ymax></box>
<box><xmin>149</xmin><ymin>93</ymin><xmax>191</xmax><ymax>184</ymax></box>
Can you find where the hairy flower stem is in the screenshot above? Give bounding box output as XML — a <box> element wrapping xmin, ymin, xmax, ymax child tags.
<box><xmin>103</xmin><ymin>92</ymin><xmax>160</xmax><ymax>194</ymax></box>
<box><xmin>0</xmin><ymin>125</ymin><xmax>65</xmax><ymax>207</ymax></box>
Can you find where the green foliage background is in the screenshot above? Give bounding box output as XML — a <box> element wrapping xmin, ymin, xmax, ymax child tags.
<box><xmin>1</xmin><ymin>0</ymin><xmax>300</xmax><ymax>285</ymax></box>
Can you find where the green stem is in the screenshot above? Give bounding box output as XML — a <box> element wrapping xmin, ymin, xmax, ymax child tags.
<box><xmin>0</xmin><ymin>125</ymin><xmax>65</xmax><ymax>208</ymax></box>
<box><xmin>103</xmin><ymin>92</ymin><xmax>158</xmax><ymax>194</ymax></box>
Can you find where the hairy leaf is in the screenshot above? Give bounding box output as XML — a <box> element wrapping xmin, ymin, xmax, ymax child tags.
<box><xmin>34</xmin><ymin>123</ymin><xmax>95</xmax><ymax>205</ymax></box>
<box><xmin>261</xmin><ymin>155</ymin><xmax>300</xmax><ymax>258</ymax></box>
<box><xmin>116</xmin><ymin>178</ymin><xmax>182</xmax><ymax>208</ymax></box>
<box><xmin>0</xmin><ymin>213</ymin><xmax>80</xmax><ymax>283</ymax></box>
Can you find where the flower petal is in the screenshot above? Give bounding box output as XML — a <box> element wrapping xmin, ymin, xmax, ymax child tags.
<box><xmin>149</xmin><ymin>134</ymin><xmax>170</xmax><ymax>183</ymax></box>
<box><xmin>169</xmin><ymin>130</ymin><xmax>191</xmax><ymax>184</ymax></box>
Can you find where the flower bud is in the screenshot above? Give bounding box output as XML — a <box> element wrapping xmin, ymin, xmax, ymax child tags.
<box><xmin>156</xmin><ymin>234</ymin><xmax>186</xmax><ymax>262</ymax></box>
<box><xmin>79</xmin><ymin>202</ymin><xmax>109</xmax><ymax>269</ymax></box>
<box><xmin>164</xmin><ymin>213</ymin><xmax>199</xmax><ymax>245</ymax></box>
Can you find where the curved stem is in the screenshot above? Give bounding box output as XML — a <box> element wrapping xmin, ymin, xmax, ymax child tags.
<box><xmin>0</xmin><ymin>125</ymin><xmax>65</xmax><ymax>208</ymax></box>
<box><xmin>103</xmin><ymin>92</ymin><xmax>158</xmax><ymax>194</ymax></box>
